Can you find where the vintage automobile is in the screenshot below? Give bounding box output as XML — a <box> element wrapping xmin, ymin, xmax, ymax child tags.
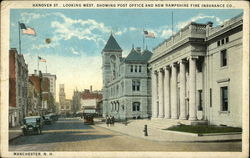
<box><xmin>21</xmin><ymin>116</ymin><xmax>43</xmax><ymax>135</ymax></box>
<box><xmin>44</xmin><ymin>115</ymin><xmax>52</xmax><ymax>125</ymax></box>
<box><xmin>83</xmin><ymin>109</ymin><xmax>96</xmax><ymax>125</ymax></box>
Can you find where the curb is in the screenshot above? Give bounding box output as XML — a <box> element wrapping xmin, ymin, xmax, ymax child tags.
<box><xmin>95</xmin><ymin>124</ymin><xmax>242</xmax><ymax>143</ymax></box>
<box><xmin>162</xmin><ymin>130</ymin><xmax>242</xmax><ymax>137</ymax></box>
<box><xmin>9</xmin><ymin>133</ymin><xmax>23</xmax><ymax>142</ymax></box>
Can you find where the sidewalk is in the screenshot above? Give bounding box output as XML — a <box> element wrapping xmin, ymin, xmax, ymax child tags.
<box><xmin>9</xmin><ymin>126</ymin><xmax>22</xmax><ymax>141</ymax></box>
<box><xmin>94</xmin><ymin>118</ymin><xmax>242</xmax><ymax>142</ymax></box>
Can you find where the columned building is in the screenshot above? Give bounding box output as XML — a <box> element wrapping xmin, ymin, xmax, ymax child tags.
<box><xmin>149</xmin><ymin>14</ymin><xmax>242</xmax><ymax>127</ymax></box>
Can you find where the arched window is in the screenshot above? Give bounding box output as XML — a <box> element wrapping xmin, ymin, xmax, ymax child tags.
<box><xmin>132</xmin><ymin>102</ymin><xmax>140</xmax><ymax>111</ymax></box>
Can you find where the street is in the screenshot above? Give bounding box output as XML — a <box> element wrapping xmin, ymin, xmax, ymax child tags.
<box><xmin>9</xmin><ymin>118</ymin><xmax>241</xmax><ymax>151</ymax></box>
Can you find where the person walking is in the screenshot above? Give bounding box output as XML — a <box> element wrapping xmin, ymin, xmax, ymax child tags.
<box><xmin>106</xmin><ymin>115</ymin><xmax>111</xmax><ymax>127</ymax></box>
<box><xmin>111</xmin><ymin>116</ymin><xmax>115</xmax><ymax>126</ymax></box>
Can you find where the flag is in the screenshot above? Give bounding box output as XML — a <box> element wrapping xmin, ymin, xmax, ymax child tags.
<box><xmin>38</xmin><ymin>56</ymin><xmax>46</xmax><ymax>62</ymax></box>
<box><xmin>19</xmin><ymin>23</ymin><xmax>36</xmax><ymax>35</ymax></box>
<box><xmin>144</xmin><ymin>30</ymin><xmax>155</xmax><ymax>38</ymax></box>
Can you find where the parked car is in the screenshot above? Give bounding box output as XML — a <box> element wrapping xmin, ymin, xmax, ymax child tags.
<box><xmin>44</xmin><ymin>115</ymin><xmax>52</xmax><ymax>125</ymax></box>
<box><xmin>21</xmin><ymin>116</ymin><xmax>43</xmax><ymax>135</ymax></box>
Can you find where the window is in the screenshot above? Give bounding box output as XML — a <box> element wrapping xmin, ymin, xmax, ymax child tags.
<box><xmin>132</xmin><ymin>102</ymin><xmax>140</xmax><ymax>111</ymax></box>
<box><xmin>221</xmin><ymin>49</ymin><xmax>227</xmax><ymax>67</ymax></box>
<box><xmin>197</xmin><ymin>60</ymin><xmax>203</xmax><ymax>72</ymax></box>
<box><xmin>135</xmin><ymin>65</ymin><xmax>137</xmax><ymax>72</ymax></box>
<box><xmin>226</xmin><ymin>37</ymin><xmax>229</xmax><ymax>43</ymax></box>
<box><xmin>139</xmin><ymin>65</ymin><xmax>142</xmax><ymax>72</ymax></box>
<box><xmin>221</xmin><ymin>39</ymin><xmax>224</xmax><ymax>45</ymax></box>
<box><xmin>132</xmin><ymin>80</ymin><xmax>140</xmax><ymax>91</ymax></box>
<box><xmin>136</xmin><ymin>81</ymin><xmax>140</xmax><ymax>91</ymax></box>
<box><xmin>132</xmin><ymin>81</ymin><xmax>136</xmax><ymax>91</ymax></box>
<box><xmin>221</xmin><ymin>86</ymin><xmax>228</xmax><ymax>111</ymax></box>
<box><xmin>217</xmin><ymin>41</ymin><xmax>220</xmax><ymax>46</ymax></box>
<box><xmin>198</xmin><ymin>90</ymin><xmax>203</xmax><ymax>111</ymax></box>
<box><xmin>130</xmin><ymin>65</ymin><xmax>133</xmax><ymax>72</ymax></box>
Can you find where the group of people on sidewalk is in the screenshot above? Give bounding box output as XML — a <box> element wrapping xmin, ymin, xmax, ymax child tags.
<box><xmin>106</xmin><ymin>115</ymin><xmax>115</xmax><ymax>127</ymax></box>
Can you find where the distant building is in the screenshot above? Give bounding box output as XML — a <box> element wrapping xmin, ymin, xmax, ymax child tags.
<box><xmin>29</xmin><ymin>71</ymin><xmax>43</xmax><ymax>115</ymax></box>
<box><xmin>149</xmin><ymin>14</ymin><xmax>243</xmax><ymax>127</ymax></box>
<box><xmin>102</xmin><ymin>35</ymin><xmax>152</xmax><ymax>120</ymax></box>
<box><xmin>27</xmin><ymin>79</ymin><xmax>39</xmax><ymax>116</ymax></box>
<box><xmin>80</xmin><ymin>87</ymin><xmax>102</xmax><ymax>114</ymax></box>
<box><xmin>42</xmin><ymin>73</ymin><xmax>57</xmax><ymax>101</ymax></box>
<box><xmin>59</xmin><ymin>84</ymin><xmax>71</xmax><ymax>114</ymax></box>
<box><xmin>72</xmin><ymin>88</ymin><xmax>81</xmax><ymax>114</ymax></box>
<box><xmin>9</xmin><ymin>48</ymin><xmax>28</xmax><ymax>127</ymax></box>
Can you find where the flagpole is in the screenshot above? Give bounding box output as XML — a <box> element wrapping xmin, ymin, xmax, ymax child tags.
<box><xmin>172</xmin><ymin>11</ymin><xmax>174</xmax><ymax>36</ymax></box>
<box><xmin>18</xmin><ymin>22</ymin><xmax>21</xmax><ymax>54</ymax></box>
<box><xmin>143</xmin><ymin>28</ymin><xmax>145</xmax><ymax>50</ymax></box>
<box><xmin>37</xmin><ymin>56</ymin><xmax>39</xmax><ymax>74</ymax></box>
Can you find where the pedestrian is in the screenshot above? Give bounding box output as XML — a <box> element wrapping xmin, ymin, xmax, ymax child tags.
<box><xmin>106</xmin><ymin>116</ymin><xmax>110</xmax><ymax>127</ymax></box>
<box><xmin>111</xmin><ymin>116</ymin><xmax>115</xmax><ymax>126</ymax></box>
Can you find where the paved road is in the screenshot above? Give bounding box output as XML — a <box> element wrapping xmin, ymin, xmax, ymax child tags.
<box><xmin>9</xmin><ymin>118</ymin><xmax>241</xmax><ymax>151</ymax></box>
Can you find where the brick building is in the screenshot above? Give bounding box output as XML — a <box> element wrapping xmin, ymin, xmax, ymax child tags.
<box><xmin>9</xmin><ymin>48</ymin><xmax>28</xmax><ymax>127</ymax></box>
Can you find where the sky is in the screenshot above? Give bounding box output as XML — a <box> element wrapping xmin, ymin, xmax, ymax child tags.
<box><xmin>10</xmin><ymin>9</ymin><xmax>243</xmax><ymax>100</ymax></box>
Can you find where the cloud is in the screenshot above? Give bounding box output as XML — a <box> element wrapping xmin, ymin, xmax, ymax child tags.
<box><xmin>129</xmin><ymin>27</ymin><xmax>137</xmax><ymax>31</ymax></box>
<box><xmin>51</xmin><ymin>13</ymin><xmax>110</xmax><ymax>44</ymax></box>
<box><xmin>176</xmin><ymin>14</ymin><xmax>223</xmax><ymax>29</ymax></box>
<box><xmin>161</xmin><ymin>29</ymin><xmax>172</xmax><ymax>38</ymax></box>
<box><xmin>20</xmin><ymin>12</ymin><xmax>50</xmax><ymax>23</ymax></box>
<box><xmin>70</xmin><ymin>48</ymin><xmax>79</xmax><ymax>55</ymax></box>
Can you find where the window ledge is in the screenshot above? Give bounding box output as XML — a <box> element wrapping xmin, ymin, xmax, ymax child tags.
<box><xmin>220</xmin><ymin>66</ymin><xmax>228</xmax><ymax>70</ymax></box>
<box><xmin>218</xmin><ymin>111</ymin><xmax>230</xmax><ymax>115</ymax></box>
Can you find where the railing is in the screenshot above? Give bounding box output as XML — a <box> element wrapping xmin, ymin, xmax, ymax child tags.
<box><xmin>208</xmin><ymin>13</ymin><xmax>243</xmax><ymax>35</ymax></box>
<box><xmin>152</xmin><ymin>22</ymin><xmax>207</xmax><ymax>59</ymax></box>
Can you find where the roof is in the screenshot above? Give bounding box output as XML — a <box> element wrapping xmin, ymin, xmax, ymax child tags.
<box><xmin>25</xmin><ymin>116</ymin><xmax>41</xmax><ymax>119</ymax></box>
<box><xmin>141</xmin><ymin>49</ymin><xmax>153</xmax><ymax>61</ymax></box>
<box><xmin>125</xmin><ymin>48</ymin><xmax>152</xmax><ymax>63</ymax></box>
<box><xmin>81</xmin><ymin>91</ymin><xmax>103</xmax><ymax>100</ymax></box>
<box><xmin>103</xmin><ymin>34</ymin><xmax>122</xmax><ymax>52</ymax></box>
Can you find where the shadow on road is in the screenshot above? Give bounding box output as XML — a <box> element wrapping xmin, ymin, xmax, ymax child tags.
<box><xmin>10</xmin><ymin>131</ymin><xmax>113</xmax><ymax>146</ymax></box>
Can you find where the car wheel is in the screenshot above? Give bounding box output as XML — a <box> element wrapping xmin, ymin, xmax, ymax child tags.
<box><xmin>37</xmin><ymin>128</ymin><xmax>41</xmax><ymax>135</ymax></box>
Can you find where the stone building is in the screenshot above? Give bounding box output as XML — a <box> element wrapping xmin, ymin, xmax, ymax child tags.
<box><xmin>102</xmin><ymin>34</ymin><xmax>152</xmax><ymax>120</ymax></box>
<box><xmin>9</xmin><ymin>48</ymin><xmax>28</xmax><ymax>127</ymax></box>
<box><xmin>59</xmin><ymin>84</ymin><xmax>71</xmax><ymax>115</ymax></box>
<box><xmin>149</xmin><ymin>14</ymin><xmax>243</xmax><ymax>127</ymax></box>
<box><xmin>72</xmin><ymin>88</ymin><xmax>81</xmax><ymax>114</ymax></box>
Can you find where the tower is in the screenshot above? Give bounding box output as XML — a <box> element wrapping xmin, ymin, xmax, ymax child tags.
<box><xmin>102</xmin><ymin>34</ymin><xmax>122</xmax><ymax>116</ymax></box>
<box><xmin>59</xmin><ymin>84</ymin><xmax>65</xmax><ymax>105</ymax></box>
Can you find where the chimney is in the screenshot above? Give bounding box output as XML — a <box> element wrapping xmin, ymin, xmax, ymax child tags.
<box><xmin>206</xmin><ymin>21</ymin><xmax>213</xmax><ymax>37</ymax></box>
<box><xmin>135</xmin><ymin>47</ymin><xmax>141</xmax><ymax>53</ymax></box>
<box><xmin>90</xmin><ymin>85</ymin><xmax>92</xmax><ymax>92</ymax></box>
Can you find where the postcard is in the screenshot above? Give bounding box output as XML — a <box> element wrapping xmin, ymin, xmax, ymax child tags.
<box><xmin>1</xmin><ymin>1</ymin><xmax>249</xmax><ymax>158</ymax></box>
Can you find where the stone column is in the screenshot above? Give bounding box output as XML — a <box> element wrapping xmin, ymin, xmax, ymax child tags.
<box><xmin>189</xmin><ymin>57</ymin><xmax>197</xmax><ymax>121</ymax></box>
<box><xmin>171</xmin><ymin>63</ymin><xmax>178</xmax><ymax>119</ymax></box>
<box><xmin>179</xmin><ymin>59</ymin><xmax>187</xmax><ymax>120</ymax></box>
<box><xmin>158</xmin><ymin>68</ymin><xmax>164</xmax><ymax>118</ymax></box>
<box><xmin>164</xmin><ymin>66</ymin><xmax>170</xmax><ymax>119</ymax></box>
<box><xmin>151</xmin><ymin>70</ymin><xmax>158</xmax><ymax>118</ymax></box>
